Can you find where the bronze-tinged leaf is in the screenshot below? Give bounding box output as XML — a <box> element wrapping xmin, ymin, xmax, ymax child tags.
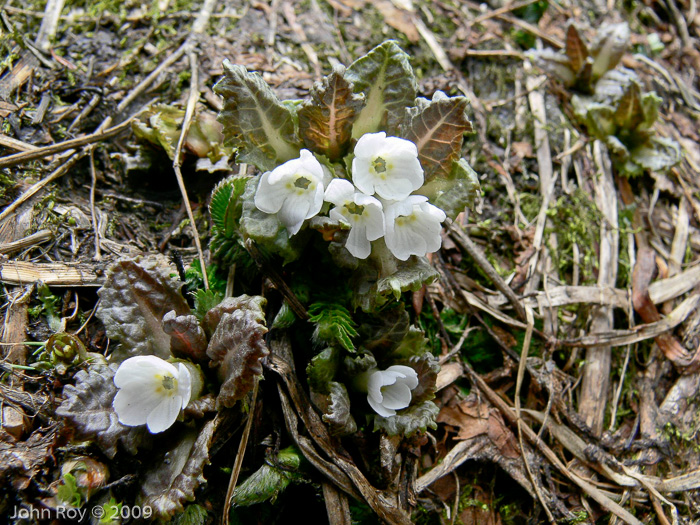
<box><xmin>206</xmin><ymin>302</ymin><xmax>269</xmax><ymax>409</ymax></box>
<box><xmin>565</xmin><ymin>24</ymin><xmax>588</xmax><ymax>74</ymax></box>
<box><xmin>400</xmin><ymin>92</ymin><xmax>472</xmax><ymax>180</ymax></box>
<box><xmin>56</xmin><ymin>364</ymin><xmax>147</xmax><ymax>459</ymax></box>
<box><xmin>140</xmin><ymin>419</ymin><xmax>217</xmax><ymax>518</ymax></box>
<box><xmin>202</xmin><ymin>295</ymin><xmax>267</xmax><ymax>339</ymax></box>
<box><xmin>614</xmin><ymin>81</ymin><xmax>644</xmax><ymax>131</ymax></box>
<box><xmin>96</xmin><ymin>259</ymin><xmax>190</xmax><ymax>361</ymax></box>
<box><xmin>214</xmin><ymin>61</ymin><xmax>301</xmax><ymax>172</ymax></box>
<box><xmin>162</xmin><ymin>311</ymin><xmax>208</xmax><ymax>361</ymax></box>
<box><xmin>298</xmin><ymin>65</ymin><xmax>364</xmax><ymax>161</ymax></box>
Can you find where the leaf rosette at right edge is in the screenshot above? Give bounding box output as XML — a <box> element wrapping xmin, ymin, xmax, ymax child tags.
<box><xmin>212</xmin><ymin>40</ymin><xmax>482</xmax><ymax>313</ymax></box>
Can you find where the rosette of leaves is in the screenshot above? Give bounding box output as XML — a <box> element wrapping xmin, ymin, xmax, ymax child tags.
<box><xmin>528</xmin><ymin>22</ymin><xmax>630</xmax><ymax>94</ymax></box>
<box><xmin>572</xmin><ymin>80</ymin><xmax>681</xmax><ymax>177</ymax></box>
<box><xmin>212</xmin><ymin>40</ymin><xmax>480</xmax><ymax>311</ymax></box>
<box><xmin>306</xmin><ymin>306</ymin><xmax>440</xmax><ymax>437</ymax></box>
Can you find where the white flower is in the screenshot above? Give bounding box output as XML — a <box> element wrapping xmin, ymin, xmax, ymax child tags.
<box><xmin>352</xmin><ymin>132</ymin><xmax>424</xmax><ymax>201</ymax></box>
<box><xmin>254</xmin><ymin>149</ymin><xmax>331</xmax><ymax>235</ymax></box>
<box><xmin>112</xmin><ymin>356</ymin><xmax>192</xmax><ymax>434</ymax></box>
<box><xmin>384</xmin><ymin>196</ymin><xmax>446</xmax><ymax>261</ymax></box>
<box><xmin>324</xmin><ymin>179</ymin><xmax>385</xmax><ymax>259</ymax></box>
<box><xmin>366</xmin><ymin>365</ymin><xmax>419</xmax><ymax>418</ymax></box>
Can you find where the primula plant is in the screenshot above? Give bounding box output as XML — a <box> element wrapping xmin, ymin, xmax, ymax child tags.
<box><xmin>529</xmin><ymin>22</ymin><xmax>680</xmax><ymax>177</ymax></box>
<box><xmin>55</xmin><ymin>41</ymin><xmax>480</xmax><ymax>521</ymax></box>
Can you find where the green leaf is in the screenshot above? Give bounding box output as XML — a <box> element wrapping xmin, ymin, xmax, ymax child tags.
<box><xmin>353</xmin><ymin>256</ymin><xmax>439</xmax><ymax>312</ymax></box>
<box><xmin>346</xmin><ymin>41</ymin><xmax>417</xmax><ymax>137</ymax></box>
<box><xmin>231</xmin><ymin>446</ymin><xmax>302</xmax><ymax>507</ymax></box>
<box><xmin>96</xmin><ymin>259</ymin><xmax>190</xmax><ymax>361</ymax></box>
<box><xmin>373</xmin><ymin>400</ymin><xmax>439</xmax><ymax>437</ymax></box>
<box><xmin>628</xmin><ymin>137</ymin><xmax>681</xmax><ymax>174</ymax></box>
<box><xmin>308</xmin><ymin>302</ymin><xmax>359</xmax><ymax>352</ymax></box>
<box><xmin>640</xmin><ymin>91</ymin><xmax>662</xmax><ymax>130</ymax></box>
<box><xmin>321</xmin><ymin>382</ymin><xmax>357</xmax><ymax>436</ymax></box>
<box><xmin>589</xmin><ymin>22</ymin><xmax>630</xmax><ymax>80</ymax></box>
<box><xmin>214</xmin><ymin>61</ymin><xmax>301</xmax><ymax>171</ymax></box>
<box><xmin>56</xmin><ymin>363</ymin><xmax>147</xmax><ymax>458</ymax></box>
<box><xmin>210</xmin><ymin>175</ymin><xmax>249</xmax><ymax>236</ymax></box>
<box><xmin>206</xmin><ymin>298</ymin><xmax>269</xmax><ymax>409</ymax></box>
<box><xmin>140</xmin><ymin>419</ymin><xmax>217</xmax><ymax>519</ymax></box>
<box><xmin>400</xmin><ymin>92</ymin><xmax>472</xmax><ymax>180</ymax></box>
<box><xmin>421</xmin><ymin>158</ymin><xmax>482</xmax><ymax>219</ymax></box>
<box><xmin>565</xmin><ymin>24</ymin><xmax>588</xmax><ymax>74</ymax></box>
<box><xmin>307</xmin><ymin>347</ymin><xmax>341</xmax><ymax>395</ymax></box>
<box><xmin>172</xmin><ymin>505</ymin><xmax>209</xmax><ymax>525</ymax></box>
<box><xmin>298</xmin><ymin>65</ymin><xmax>364</xmax><ymax>161</ymax></box>
<box><xmin>57</xmin><ymin>473</ymin><xmax>82</xmax><ymax>508</ymax></box>
<box><xmin>613</xmin><ymin>81</ymin><xmax>644</xmax><ymax>130</ymax></box>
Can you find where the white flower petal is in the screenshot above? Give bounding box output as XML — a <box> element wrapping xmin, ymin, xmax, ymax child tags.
<box><xmin>380</xmin><ymin>382</ymin><xmax>412</xmax><ymax>410</ymax></box>
<box><xmin>177</xmin><ymin>363</ymin><xmax>192</xmax><ymax>409</ymax></box>
<box><xmin>354</xmin><ymin>131</ymin><xmax>387</xmax><ymax>158</ymax></box>
<box><xmin>278</xmin><ymin>196</ymin><xmax>311</xmax><ymax>235</ymax></box>
<box><xmin>367</xmin><ymin>394</ymin><xmax>396</xmax><ymax>418</ymax></box>
<box><xmin>386</xmin><ymin>365</ymin><xmax>419</xmax><ymax>389</ymax></box>
<box><xmin>254</xmin><ymin>172</ymin><xmax>287</xmax><ymax>213</ymax></box>
<box><xmin>113</xmin><ymin>388</ymin><xmax>162</xmax><ymax>426</ymax></box>
<box><xmin>114</xmin><ymin>356</ymin><xmax>177</xmax><ymax>388</ymax></box>
<box><xmin>345</xmin><ymin>225</ymin><xmax>372</xmax><ymax>259</ymax></box>
<box><xmin>324</xmin><ymin>178</ymin><xmax>355</xmax><ymax>205</ymax></box>
<box><xmin>146</xmin><ymin>396</ymin><xmax>182</xmax><ymax>434</ymax></box>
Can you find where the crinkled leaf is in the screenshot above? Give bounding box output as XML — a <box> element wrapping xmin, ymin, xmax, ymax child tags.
<box><xmin>162</xmin><ymin>311</ymin><xmax>208</xmax><ymax>361</ymax></box>
<box><xmin>565</xmin><ymin>24</ymin><xmax>588</xmax><ymax>73</ymax></box>
<box><xmin>614</xmin><ymin>81</ymin><xmax>644</xmax><ymax>130</ymax></box>
<box><xmin>214</xmin><ymin>61</ymin><xmax>301</xmax><ymax>171</ymax></box>
<box><xmin>207</xmin><ymin>306</ymin><xmax>269</xmax><ymax>409</ymax></box>
<box><xmin>527</xmin><ymin>48</ymin><xmax>575</xmax><ymax>86</ymax></box>
<box><xmin>421</xmin><ymin>158</ymin><xmax>482</xmax><ymax>219</ymax></box>
<box><xmin>321</xmin><ymin>382</ymin><xmax>357</xmax><ymax>436</ymax></box>
<box><xmin>640</xmin><ymin>91</ymin><xmax>662</xmax><ymax>130</ymax></box>
<box><xmin>400</xmin><ymin>91</ymin><xmax>472</xmax><ymax>180</ymax></box>
<box><xmin>56</xmin><ymin>364</ymin><xmax>147</xmax><ymax>458</ymax></box>
<box><xmin>96</xmin><ymin>259</ymin><xmax>190</xmax><ymax>361</ymax></box>
<box><xmin>373</xmin><ymin>400</ymin><xmax>439</xmax><ymax>437</ymax></box>
<box><xmin>140</xmin><ymin>419</ymin><xmax>217</xmax><ymax>518</ymax></box>
<box><xmin>405</xmin><ymin>353</ymin><xmax>440</xmax><ymax>405</ymax></box>
<box><xmin>298</xmin><ymin>65</ymin><xmax>364</xmax><ymax>161</ymax></box>
<box><xmin>347</xmin><ymin>41</ymin><xmax>417</xmax><ymax>137</ymax></box>
<box><xmin>239</xmin><ymin>176</ymin><xmax>307</xmax><ymax>263</ymax></box>
<box><xmin>231</xmin><ymin>446</ymin><xmax>302</xmax><ymax>507</ymax></box>
<box><xmin>629</xmin><ymin>137</ymin><xmax>681</xmax><ymax>174</ymax></box>
<box><xmin>390</xmin><ymin>326</ymin><xmax>429</xmax><ymax>361</ymax></box>
<box><xmin>589</xmin><ymin>22</ymin><xmax>630</xmax><ymax>80</ymax></box>
<box><xmin>572</xmin><ymin>97</ymin><xmax>616</xmax><ymax>141</ymax></box>
<box><xmin>353</xmin><ymin>256</ymin><xmax>439</xmax><ymax>312</ymax></box>
<box><xmin>308</xmin><ymin>302</ymin><xmax>358</xmax><ymax>352</ymax></box>
<box><xmin>343</xmin><ymin>351</ymin><xmax>377</xmax><ymax>377</ymax></box>
<box><xmin>202</xmin><ymin>295</ymin><xmax>267</xmax><ymax>339</ymax></box>
<box><xmin>307</xmin><ymin>347</ymin><xmax>341</xmax><ymax>395</ymax></box>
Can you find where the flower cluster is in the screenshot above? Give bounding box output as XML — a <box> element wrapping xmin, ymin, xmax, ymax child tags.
<box><xmin>254</xmin><ymin>132</ymin><xmax>446</xmax><ymax>261</ymax></box>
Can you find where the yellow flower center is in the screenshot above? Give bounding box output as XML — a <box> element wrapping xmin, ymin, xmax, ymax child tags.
<box><xmin>344</xmin><ymin>202</ymin><xmax>366</xmax><ymax>216</ymax></box>
<box><xmin>155</xmin><ymin>373</ymin><xmax>178</xmax><ymax>395</ymax></box>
